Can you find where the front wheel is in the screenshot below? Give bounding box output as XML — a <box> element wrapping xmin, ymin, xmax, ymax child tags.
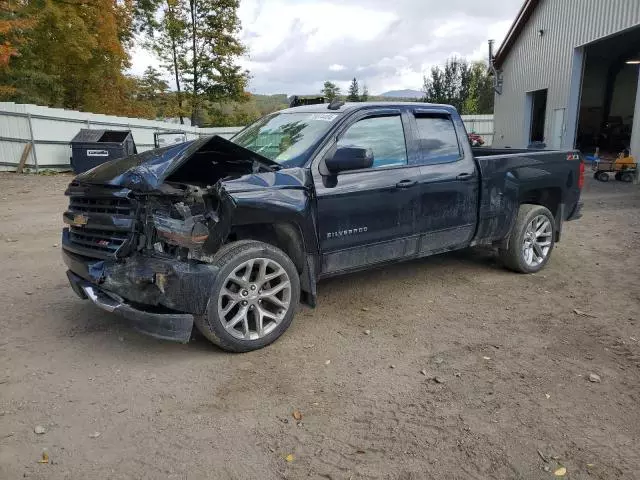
<box><xmin>195</xmin><ymin>241</ymin><xmax>300</xmax><ymax>352</ymax></box>
<box><xmin>499</xmin><ymin>204</ymin><xmax>555</xmax><ymax>273</ymax></box>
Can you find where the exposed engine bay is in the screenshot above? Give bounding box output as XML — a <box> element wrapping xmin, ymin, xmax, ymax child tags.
<box><xmin>140</xmin><ymin>182</ymin><xmax>235</xmax><ymax>263</ymax></box>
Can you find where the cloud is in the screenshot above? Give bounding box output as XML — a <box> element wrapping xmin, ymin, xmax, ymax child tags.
<box><xmin>131</xmin><ymin>0</ymin><xmax>522</xmax><ymax>95</ymax></box>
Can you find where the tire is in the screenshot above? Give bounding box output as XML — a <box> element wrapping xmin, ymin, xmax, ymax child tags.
<box><xmin>621</xmin><ymin>172</ymin><xmax>634</xmax><ymax>183</ymax></box>
<box><xmin>499</xmin><ymin>204</ymin><xmax>555</xmax><ymax>274</ymax></box>
<box><xmin>194</xmin><ymin>240</ymin><xmax>300</xmax><ymax>352</ymax></box>
<box><xmin>595</xmin><ymin>171</ymin><xmax>609</xmax><ymax>182</ymax></box>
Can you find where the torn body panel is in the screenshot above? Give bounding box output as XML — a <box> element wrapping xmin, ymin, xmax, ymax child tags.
<box><xmin>62</xmin><ymin>135</ymin><xmax>317</xmax><ymax>342</ymax></box>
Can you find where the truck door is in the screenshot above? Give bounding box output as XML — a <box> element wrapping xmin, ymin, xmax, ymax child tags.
<box><xmin>409</xmin><ymin>110</ymin><xmax>479</xmax><ymax>253</ymax></box>
<box><xmin>313</xmin><ymin>109</ymin><xmax>422</xmax><ymax>275</ymax></box>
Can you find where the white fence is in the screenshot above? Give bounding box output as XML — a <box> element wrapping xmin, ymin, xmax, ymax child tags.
<box><xmin>461</xmin><ymin>114</ymin><xmax>494</xmax><ymax>146</ymax></box>
<box><xmin>0</xmin><ymin>103</ymin><xmax>242</xmax><ymax>172</ymax></box>
<box><xmin>0</xmin><ymin>103</ymin><xmax>493</xmax><ymax>172</ymax></box>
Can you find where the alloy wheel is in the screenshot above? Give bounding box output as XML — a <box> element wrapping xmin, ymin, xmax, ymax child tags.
<box><xmin>217</xmin><ymin>258</ymin><xmax>292</xmax><ymax>340</ymax></box>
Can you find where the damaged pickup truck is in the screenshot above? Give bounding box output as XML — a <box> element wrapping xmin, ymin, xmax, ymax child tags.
<box><xmin>62</xmin><ymin>101</ymin><xmax>584</xmax><ymax>352</ymax></box>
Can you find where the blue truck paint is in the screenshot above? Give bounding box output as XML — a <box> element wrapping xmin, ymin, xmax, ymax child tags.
<box><xmin>62</xmin><ymin>102</ymin><xmax>583</xmax><ymax>342</ymax></box>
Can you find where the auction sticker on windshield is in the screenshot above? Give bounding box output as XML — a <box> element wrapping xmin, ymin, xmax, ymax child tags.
<box><xmin>308</xmin><ymin>113</ymin><xmax>339</xmax><ymax>122</ymax></box>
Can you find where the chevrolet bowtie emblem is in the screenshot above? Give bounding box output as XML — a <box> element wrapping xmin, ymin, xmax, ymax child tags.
<box><xmin>71</xmin><ymin>214</ymin><xmax>88</xmax><ymax>226</ymax></box>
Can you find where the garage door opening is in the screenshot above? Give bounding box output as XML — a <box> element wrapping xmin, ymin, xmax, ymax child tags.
<box><xmin>576</xmin><ymin>26</ymin><xmax>640</xmax><ymax>162</ymax></box>
<box><xmin>528</xmin><ymin>89</ymin><xmax>548</xmax><ymax>146</ymax></box>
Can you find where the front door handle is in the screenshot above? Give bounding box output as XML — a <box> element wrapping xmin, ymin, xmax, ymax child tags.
<box><xmin>396</xmin><ymin>179</ymin><xmax>417</xmax><ymax>188</ymax></box>
<box><xmin>456</xmin><ymin>173</ymin><xmax>473</xmax><ymax>181</ymax></box>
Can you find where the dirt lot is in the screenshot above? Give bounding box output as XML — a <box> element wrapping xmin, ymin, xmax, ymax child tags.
<box><xmin>0</xmin><ymin>172</ymin><xmax>639</xmax><ymax>480</ymax></box>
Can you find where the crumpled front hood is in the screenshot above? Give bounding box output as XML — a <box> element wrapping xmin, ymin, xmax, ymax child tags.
<box><xmin>74</xmin><ymin>135</ymin><xmax>279</xmax><ymax>191</ymax></box>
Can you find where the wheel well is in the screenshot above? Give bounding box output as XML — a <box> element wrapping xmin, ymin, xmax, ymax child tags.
<box><xmin>227</xmin><ymin>223</ymin><xmax>305</xmax><ymax>273</ymax></box>
<box><xmin>519</xmin><ymin>188</ymin><xmax>561</xmax><ymax>218</ymax></box>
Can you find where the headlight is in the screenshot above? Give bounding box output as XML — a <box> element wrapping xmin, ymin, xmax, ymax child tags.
<box><xmin>152</xmin><ymin>202</ymin><xmax>209</xmax><ymax>249</ymax></box>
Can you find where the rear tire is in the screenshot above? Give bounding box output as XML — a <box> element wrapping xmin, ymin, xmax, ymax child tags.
<box><xmin>621</xmin><ymin>172</ymin><xmax>634</xmax><ymax>183</ymax></box>
<box><xmin>194</xmin><ymin>240</ymin><xmax>300</xmax><ymax>352</ymax></box>
<box><xmin>499</xmin><ymin>204</ymin><xmax>555</xmax><ymax>274</ymax></box>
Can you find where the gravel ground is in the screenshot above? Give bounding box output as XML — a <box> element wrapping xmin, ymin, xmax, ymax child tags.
<box><xmin>0</xmin><ymin>172</ymin><xmax>639</xmax><ymax>480</ymax></box>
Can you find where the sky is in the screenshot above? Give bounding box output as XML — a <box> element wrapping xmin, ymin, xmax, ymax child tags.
<box><xmin>130</xmin><ymin>0</ymin><xmax>524</xmax><ymax>96</ymax></box>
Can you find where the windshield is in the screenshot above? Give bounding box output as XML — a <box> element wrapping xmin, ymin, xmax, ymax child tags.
<box><xmin>231</xmin><ymin>112</ymin><xmax>341</xmax><ymax>167</ymax></box>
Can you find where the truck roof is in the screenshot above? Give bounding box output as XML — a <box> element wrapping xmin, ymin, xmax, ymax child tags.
<box><xmin>279</xmin><ymin>101</ymin><xmax>457</xmax><ymax>115</ymax></box>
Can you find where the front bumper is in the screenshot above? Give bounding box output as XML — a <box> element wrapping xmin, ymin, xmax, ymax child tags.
<box><xmin>67</xmin><ymin>270</ymin><xmax>194</xmax><ymax>343</ymax></box>
<box><xmin>62</xmin><ymin>244</ymin><xmax>220</xmax><ymax>343</ymax></box>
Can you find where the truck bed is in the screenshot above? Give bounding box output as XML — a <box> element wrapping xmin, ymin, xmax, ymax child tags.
<box><xmin>470</xmin><ymin>147</ymin><xmax>583</xmax><ymax>246</ymax></box>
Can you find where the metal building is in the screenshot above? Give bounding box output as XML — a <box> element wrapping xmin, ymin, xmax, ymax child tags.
<box><xmin>491</xmin><ymin>0</ymin><xmax>640</xmax><ymax>162</ymax></box>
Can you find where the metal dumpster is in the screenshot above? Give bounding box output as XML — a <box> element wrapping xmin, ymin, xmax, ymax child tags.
<box><xmin>70</xmin><ymin>129</ymin><xmax>137</xmax><ymax>174</ymax></box>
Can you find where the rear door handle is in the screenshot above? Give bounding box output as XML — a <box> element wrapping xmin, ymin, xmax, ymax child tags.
<box><xmin>396</xmin><ymin>179</ymin><xmax>417</xmax><ymax>188</ymax></box>
<box><xmin>456</xmin><ymin>173</ymin><xmax>473</xmax><ymax>181</ymax></box>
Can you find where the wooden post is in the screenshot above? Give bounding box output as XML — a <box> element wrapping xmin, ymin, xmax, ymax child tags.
<box><xmin>16</xmin><ymin>143</ymin><xmax>33</xmax><ymax>174</ymax></box>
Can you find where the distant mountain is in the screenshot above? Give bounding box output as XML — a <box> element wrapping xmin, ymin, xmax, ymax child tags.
<box><xmin>380</xmin><ymin>89</ymin><xmax>423</xmax><ymax>99</ymax></box>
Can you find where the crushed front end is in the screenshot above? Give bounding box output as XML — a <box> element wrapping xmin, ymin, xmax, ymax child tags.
<box><xmin>61</xmin><ymin>180</ymin><xmax>235</xmax><ymax>343</ymax></box>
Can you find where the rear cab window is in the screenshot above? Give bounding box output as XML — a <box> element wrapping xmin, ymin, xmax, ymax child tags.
<box><xmin>414</xmin><ymin>114</ymin><xmax>462</xmax><ymax>164</ymax></box>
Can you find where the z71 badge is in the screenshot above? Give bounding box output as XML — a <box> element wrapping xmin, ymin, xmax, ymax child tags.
<box><xmin>327</xmin><ymin>227</ymin><xmax>368</xmax><ymax>239</ymax></box>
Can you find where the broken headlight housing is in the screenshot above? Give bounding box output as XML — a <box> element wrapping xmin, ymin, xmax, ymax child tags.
<box><xmin>151</xmin><ymin>202</ymin><xmax>212</xmax><ymax>249</ymax></box>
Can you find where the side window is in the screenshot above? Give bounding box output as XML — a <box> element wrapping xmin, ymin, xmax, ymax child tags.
<box><xmin>414</xmin><ymin>115</ymin><xmax>461</xmax><ymax>164</ymax></box>
<box><xmin>337</xmin><ymin>115</ymin><xmax>408</xmax><ymax>169</ymax></box>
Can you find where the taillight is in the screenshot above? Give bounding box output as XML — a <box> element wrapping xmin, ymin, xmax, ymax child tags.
<box><xmin>578</xmin><ymin>160</ymin><xmax>585</xmax><ymax>189</ymax></box>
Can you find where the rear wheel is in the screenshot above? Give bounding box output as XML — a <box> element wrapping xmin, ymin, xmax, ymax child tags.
<box><xmin>621</xmin><ymin>172</ymin><xmax>634</xmax><ymax>183</ymax></box>
<box><xmin>194</xmin><ymin>240</ymin><xmax>300</xmax><ymax>352</ymax></box>
<box><xmin>499</xmin><ymin>204</ymin><xmax>555</xmax><ymax>273</ymax></box>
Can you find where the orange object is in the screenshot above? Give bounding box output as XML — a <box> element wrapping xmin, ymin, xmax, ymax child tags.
<box><xmin>613</xmin><ymin>151</ymin><xmax>636</xmax><ymax>171</ymax></box>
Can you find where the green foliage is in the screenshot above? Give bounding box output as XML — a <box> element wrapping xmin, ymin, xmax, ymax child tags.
<box><xmin>322</xmin><ymin>81</ymin><xmax>340</xmax><ymax>102</ymax></box>
<box><xmin>139</xmin><ymin>0</ymin><xmax>248</xmax><ymax>126</ymax></box>
<box><xmin>0</xmin><ymin>0</ymin><xmax>142</xmax><ymax>116</ymax></box>
<box><xmin>141</xmin><ymin>0</ymin><xmax>189</xmax><ymax>122</ymax></box>
<box><xmin>130</xmin><ymin>66</ymin><xmax>183</xmax><ymax>119</ymax></box>
<box><xmin>253</xmin><ymin>94</ymin><xmax>289</xmax><ymax>115</ymax></box>
<box><xmin>203</xmin><ymin>93</ymin><xmax>288</xmax><ymax>126</ymax></box>
<box><xmin>347</xmin><ymin>77</ymin><xmax>359</xmax><ymax>102</ymax></box>
<box><xmin>422</xmin><ymin>58</ymin><xmax>494</xmax><ymax>114</ymax></box>
<box><xmin>360</xmin><ymin>84</ymin><xmax>369</xmax><ymax>102</ymax></box>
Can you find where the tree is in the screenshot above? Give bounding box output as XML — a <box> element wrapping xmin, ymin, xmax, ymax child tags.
<box><xmin>0</xmin><ymin>0</ymin><xmax>35</xmax><ymax>96</ymax></box>
<box><xmin>462</xmin><ymin>62</ymin><xmax>494</xmax><ymax>114</ymax></box>
<box><xmin>322</xmin><ymin>81</ymin><xmax>340</xmax><ymax>102</ymax></box>
<box><xmin>141</xmin><ymin>0</ymin><xmax>248</xmax><ymax>126</ymax></box>
<box><xmin>0</xmin><ymin>0</ymin><xmax>138</xmax><ymax>115</ymax></box>
<box><xmin>138</xmin><ymin>67</ymin><xmax>170</xmax><ymax>101</ymax></box>
<box><xmin>347</xmin><ymin>77</ymin><xmax>359</xmax><ymax>102</ymax></box>
<box><xmin>422</xmin><ymin>58</ymin><xmax>493</xmax><ymax>114</ymax></box>
<box><xmin>142</xmin><ymin>0</ymin><xmax>189</xmax><ymax>123</ymax></box>
<box><xmin>130</xmin><ymin>66</ymin><xmax>184</xmax><ymax>119</ymax></box>
<box><xmin>182</xmin><ymin>0</ymin><xmax>247</xmax><ymax>126</ymax></box>
<box><xmin>360</xmin><ymin>84</ymin><xmax>369</xmax><ymax>102</ymax></box>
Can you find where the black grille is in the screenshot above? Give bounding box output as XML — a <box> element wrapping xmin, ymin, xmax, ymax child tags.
<box><xmin>64</xmin><ymin>189</ymin><xmax>136</xmax><ymax>259</ymax></box>
<box><xmin>69</xmin><ymin>196</ymin><xmax>132</xmax><ymax>216</ymax></box>
<box><xmin>68</xmin><ymin>227</ymin><xmax>129</xmax><ymax>255</ymax></box>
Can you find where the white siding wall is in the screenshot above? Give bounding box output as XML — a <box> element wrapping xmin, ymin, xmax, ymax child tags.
<box><xmin>493</xmin><ymin>0</ymin><xmax>640</xmax><ymax>148</ymax></box>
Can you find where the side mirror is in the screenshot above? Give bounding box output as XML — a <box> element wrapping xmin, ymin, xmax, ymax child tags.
<box><xmin>325</xmin><ymin>147</ymin><xmax>373</xmax><ymax>173</ymax></box>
